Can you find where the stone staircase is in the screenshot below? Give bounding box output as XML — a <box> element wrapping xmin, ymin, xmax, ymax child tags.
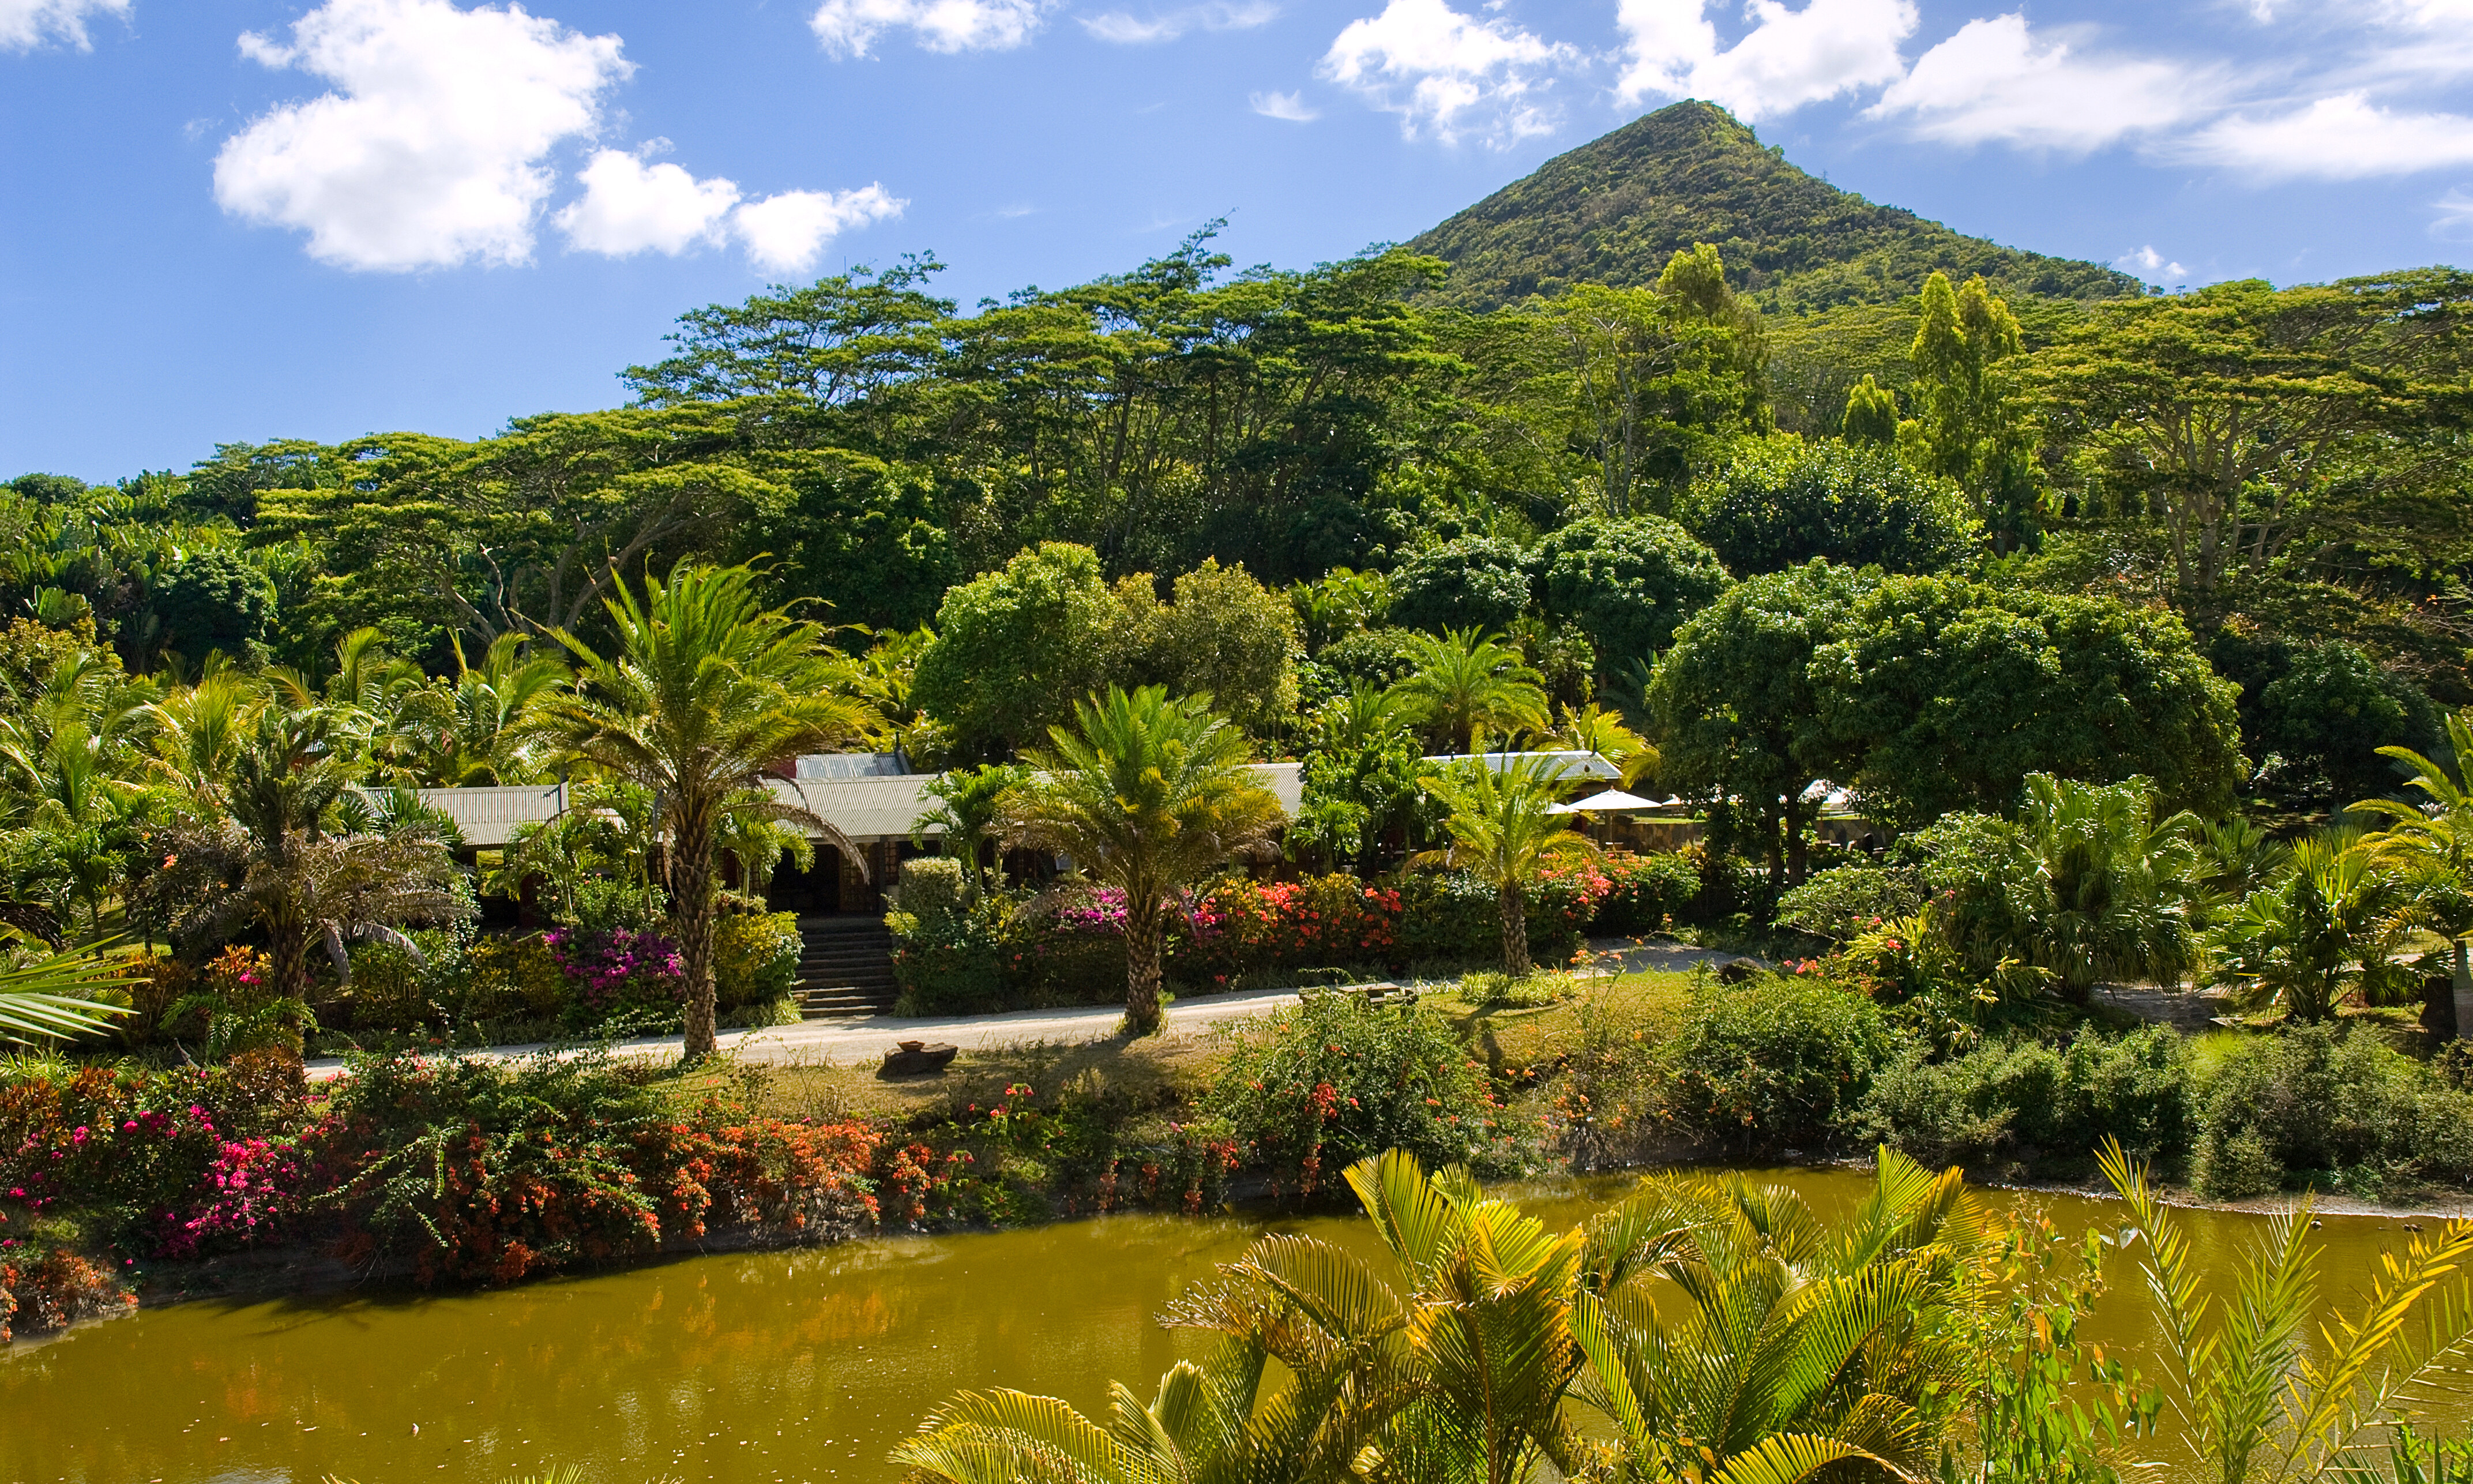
<box><xmin>790</xmin><ymin>916</ymin><xmax>899</xmax><ymax>1019</ymax></box>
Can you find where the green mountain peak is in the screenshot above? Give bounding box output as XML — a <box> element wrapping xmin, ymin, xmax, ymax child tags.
<box><xmin>1407</xmin><ymin>100</ymin><xmax>2143</xmax><ymax>311</ymax></box>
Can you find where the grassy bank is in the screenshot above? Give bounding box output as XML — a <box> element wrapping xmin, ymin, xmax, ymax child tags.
<box><xmin>10</xmin><ymin>961</ymin><xmax>2473</xmax><ymax>1344</ymax></box>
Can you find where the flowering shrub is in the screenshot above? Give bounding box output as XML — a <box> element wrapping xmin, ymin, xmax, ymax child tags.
<box><xmin>544</xmin><ymin>926</ymin><xmax>684</xmax><ymax>1024</ymax></box>
<box><xmin>156</xmin><ymin>1129</ymin><xmax>324</xmax><ymax>1258</ymax></box>
<box><xmin>1589</xmin><ymin>851</ymin><xmax>1705</xmax><ymax>936</ymax></box>
<box><xmin>1180</xmin><ymin>876</ymin><xmax>1403</xmax><ymax>985</ymax></box>
<box><xmin>712</xmin><ymin>912</ymin><xmax>803</xmax><ymax>1010</ymax></box>
<box><xmin>0</xmin><ymin>1247</ymin><xmax>132</xmax><ymax>1343</ymax></box>
<box><xmin>997</xmin><ymin>893</ymin><xmax>1132</xmax><ymax>1009</ymax></box>
<box><xmin>324</xmin><ymin>1050</ymin><xmax>899</xmax><ymax>1286</ymax></box>
<box><xmin>1206</xmin><ymin>990</ymin><xmax>1513</xmax><ymax>1198</ymax></box>
<box><xmin>645</xmin><ymin>1117</ymin><xmax>882</xmax><ymax>1240</ymax></box>
<box><xmin>0</xmin><ymin>1050</ymin><xmax>309</xmax><ymax>1254</ymax></box>
<box><xmin>926</xmin><ymin>858</ymin><xmax>1712</xmax><ymax>1012</ymax></box>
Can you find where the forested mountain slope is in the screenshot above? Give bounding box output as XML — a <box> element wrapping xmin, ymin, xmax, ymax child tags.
<box><xmin>1410</xmin><ymin>101</ymin><xmax>2143</xmax><ymax>312</ymax></box>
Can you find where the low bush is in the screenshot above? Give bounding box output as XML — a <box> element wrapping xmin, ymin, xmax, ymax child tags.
<box><xmin>1773</xmin><ymin>863</ymin><xmax>1927</xmax><ymax>942</ymax></box>
<box><xmin>896</xmin><ymin>856</ymin><xmax>1708</xmax><ymax>1014</ymax></box>
<box><xmin>325</xmin><ymin>1049</ymin><xmax>888</xmax><ymax>1285</ymax></box>
<box><xmin>713</xmin><ymin>912</ymin><xmax>802</xmax><ymax>1010</ymax></box>
<box><xmin>0</xmin><ymin>1049</ymin><xmax>311</xmax><ymax>1253</ymax></box>
<box><xmin>890</xmin><ymin>859</ymin><xmax>1007</xmax><ymax>1015</ymax></box>
<box><xmin>1662</xmin><ymin>971</ymin><xmax>1894</xmax><ymax>1155</ymax></box>
<box><xmin>1855</xmin><ymin>1025</ymin><xmax>2191</xmax><ymax>1173</ymax></box>
<box><xmin>1206</xmin><ymin>990</ymin><xmax>1510</xmax><ymax>1197</ymax></box>
<box><xmin>0</xmin><ymin>1246</ymin><xmax>132</xmax><ymax>1342</ymax></box>
<box><xmin>1182</xmin><ymin>875</ymin><xmax>1401</xmax><ymax>986</ymax></box>
<box><xmin>543</xmin><ymin>927</ymin><xmax>684</xmax><ymax>1027</ymax></box>
<box><xmin>998</xmin><ymin>893</ymin><xmax>1130</xmax><ymax>1009</ymax></box>
<box><xmin>1588</xmin><ymin>851</ymin><xmax>1704</xmax><ymax>936</ymax></box>
<box><xmin>464</xmin><ymin>934</ymin><xmax>569</xmax><ymax>1022</ymax></box>
<box><xmin>2191</xmin><ymin>1024</ymin><xmax>2473</xmax><ymax>1200</ymax></box>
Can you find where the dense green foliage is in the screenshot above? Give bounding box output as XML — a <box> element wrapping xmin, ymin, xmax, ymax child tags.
<box><xmin>1678</xmin><ymin>435</ymin><xmax>1977</xmax><ymax>574</ymax></box>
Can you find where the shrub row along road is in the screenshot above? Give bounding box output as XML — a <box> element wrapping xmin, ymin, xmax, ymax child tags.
<box><xmin>302</xmin><ymin>940</ymin><xmax>1763</xmax><ymax>1079</ymax></box>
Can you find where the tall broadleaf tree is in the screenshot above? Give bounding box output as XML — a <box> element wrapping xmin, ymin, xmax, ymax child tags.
<box><xmin>999</xmin><ymin>686</ymin><xmax>1284</xmax><ymax>1036</ymax></box>
<box><xmin>529</xmin><ymin>563</ymin><xmax>879</xmax><ymax>1058</ymax></box>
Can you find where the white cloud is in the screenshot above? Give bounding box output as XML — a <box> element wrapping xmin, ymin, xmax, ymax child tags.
<box><xmin>1319</xmin><ymin>0</ymin><xmax>1576</xmax><ymax>145</ymax></box>
<box><xmin>1616</xmin><ymin>0</ymin><xmax>1915</xmax><ymax>121</ymax></box>
<box><xmin>1081</xmin><ymin>1</ymin><xmax>1275</xmax><ymax>44</ymax></box>
<box><xmin>2115</xmin><ymin>245</ymin><xmax>2189</xmax><ymax>280</ymax></box>
<box><xmin>2437</xmin><ymin>189</ymin><xmax>2473</xmax><ymax>240</ymax></box>
<box><xmin>1867</xmin><ymin>13</ymin><xmax>2207</xmax><ymax>151</ymax></box>
<box><xmin>554</xmin><ymin>146</ymin><xmax>741</xmax><ymax>257</ymax></box>
<box><xmin>1250</xmin><ymin>88</ymin><xmax>1318</xmax><ymax>121</ymax></box>
<box><xmin>732</xmin><ymin>185</ymin><xmax>905</xmax><ymax>273</ymax></box>
<box><xmin>215</xmin><ymin>0</ymin><xmax>628</xmax><ymax>272</ymax></box>
<box><xmin>810</xmin><ymin>0</ymin><xmax>1046</xmax><ymax>57</ymax></box>
<box><xmin>0</xmin><ymin>0</ymin><xmax>127</xmax><ymax>51</ymax></box>
<box><xmin>2180</xmin><ymin>91</ymin><xmax>2473</xmax><ymax>178</ymax></box>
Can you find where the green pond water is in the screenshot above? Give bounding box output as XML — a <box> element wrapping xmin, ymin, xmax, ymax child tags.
<box><xmin>1</xmin><ymin>1169</ymin><xmax>2460</xmax><ymax>1484</ymax></box>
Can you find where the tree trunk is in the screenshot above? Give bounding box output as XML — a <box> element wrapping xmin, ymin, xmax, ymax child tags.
<box><xmin>2455</xmin><ymin>937</ymin><xmax>2472</xmax><ymax>1044</ymax></box>
<box><xmin>671</xmin><ymin>800</ymin><xmax>719</xmax><ymax>1061</ymax></box>
<box><xmin>1500</xmin><ymin>882</ymin><xmax>1531</xmax><ymax>975</ymax></box>
<box><xmin>1123</xmin><ymin>897</ymin><xmax>1164</xmax><ymax>1038</ymax></box>
<box><xmin>270</xmin><ymin>919</ymin><xmax>314</xmax><ymax>1004</ymax></box>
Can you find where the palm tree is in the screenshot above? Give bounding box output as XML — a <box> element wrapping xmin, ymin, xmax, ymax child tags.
<box><xmin>1993</xmin><ymin>773</ymin><xmax>2203</xmax><ymax>1004</ymax></box>
<box><xmin>2208</xmin><ymin>829</ymin><xmax>2410</xmax><ymax>1023</ymax></box>
<box><xmin>528</xmin><ymin>562</ymin><xmax>878</xmax><ymax>1058</ymax></box>
<box><xmin>909</xmin><ymin>764</ymin><xmax>1031</xmax><ymax>899</ymax></box>
<box><xmin>2352</xmin><ymin>707</ymin><xmax>2473</xmax><ymax>1040</ymax></box>
<box><xmin>0</xmin><ymin>942</ymin><xmax>141</xmax><ymax>1045</ymax></box>
<box><xmin>1546</xmin><ymin>701</ymin><xmax>1657</xmax><ymax>789</ymax></box>
<box><xmin>149</xmin><ymin>705</ymin><xmax>471</xmax><ymax>1002</ymax></box>
<box><xmin>426</xmin><ymin>632</ymin><xmax>571</xmax><ymax>786</ymax></box>
<box><xmin>1386</xmin><ymin>629</ymin><xmax>1549</xmax><ymax>752</ymax></box>
<box><xmin>1416</xmin><ymin>753</ymin><xmax>1596</xmax><ymax>974</ymax></box>
<box><xmin>290</xmin><ymin>627</ymin><xmax>441</xmax><ymax>786</ymax></box>
<box><xmin>998</xmin><ymin>686</ymin><xmax>1283</xmax><ymax>1036</ymax></box>
<box><xmin>142</xmin><ymin>666</ymin><xmax>261</xmax><ymax>813</ymax></box>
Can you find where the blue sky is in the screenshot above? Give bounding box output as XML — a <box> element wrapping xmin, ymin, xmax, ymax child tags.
<box><xmin>4</xmin><ymin>0</ymin><xmax>2470</xmax><ymax>482</ymax></box>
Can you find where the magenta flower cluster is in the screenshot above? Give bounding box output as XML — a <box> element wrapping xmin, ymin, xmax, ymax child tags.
<box><xmin>1052</xmin><ymin>888</ymin><xmax>1130</xmax><ymax>934</ymax></box>
<box><xmin>7</xmin><ymin>1105</ymin><xmax>216</xmax><ymax>1214</ymax></box>
<box><xmin>544</xmin><ymin>927</ymin><xmax>686</xmax><ymax>1009</ymax></box>
<box><xmin>156</xmin><ymin>1134</ymin><xmax>314</xmax><ymax>1258</ymax></box>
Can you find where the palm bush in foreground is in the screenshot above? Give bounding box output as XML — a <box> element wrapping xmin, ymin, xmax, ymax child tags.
<box><xmin>2099</xmin><ymin>1139</ymin><xmax>2473</xmax><ymax>1484</ymax></box>
<box><xmin>892</xmin><ymin>1148</ymin><xmax>1983</xmax><ymax>1484</ymax></box>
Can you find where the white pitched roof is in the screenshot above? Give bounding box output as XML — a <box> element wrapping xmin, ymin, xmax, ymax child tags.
<box><xmin>1421</xmin><ymin>749</ymin><xmax>1619</xmax><ymax>781</ymax></box>
<box><xmin>417</xmin><ymin>760</ymin><xmax>1305</xmax><ymax>848</ymax></box>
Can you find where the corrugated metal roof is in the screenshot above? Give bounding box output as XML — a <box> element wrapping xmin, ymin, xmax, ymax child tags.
<box><xmin>415</xmin><ymin>785</ymin><xmax>563</xmax><ymax>848</ymax></box>
<box><xmin>417</xmin><ymin>761</ymin><xmax>1306</xmax><ymax>848</ymax></box>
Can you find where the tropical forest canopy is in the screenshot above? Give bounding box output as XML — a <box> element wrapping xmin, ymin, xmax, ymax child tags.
<box><xmin>6</xmin><ymin>99</ymin><xmax>2471</xmax><ymax>850</ymax></box>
